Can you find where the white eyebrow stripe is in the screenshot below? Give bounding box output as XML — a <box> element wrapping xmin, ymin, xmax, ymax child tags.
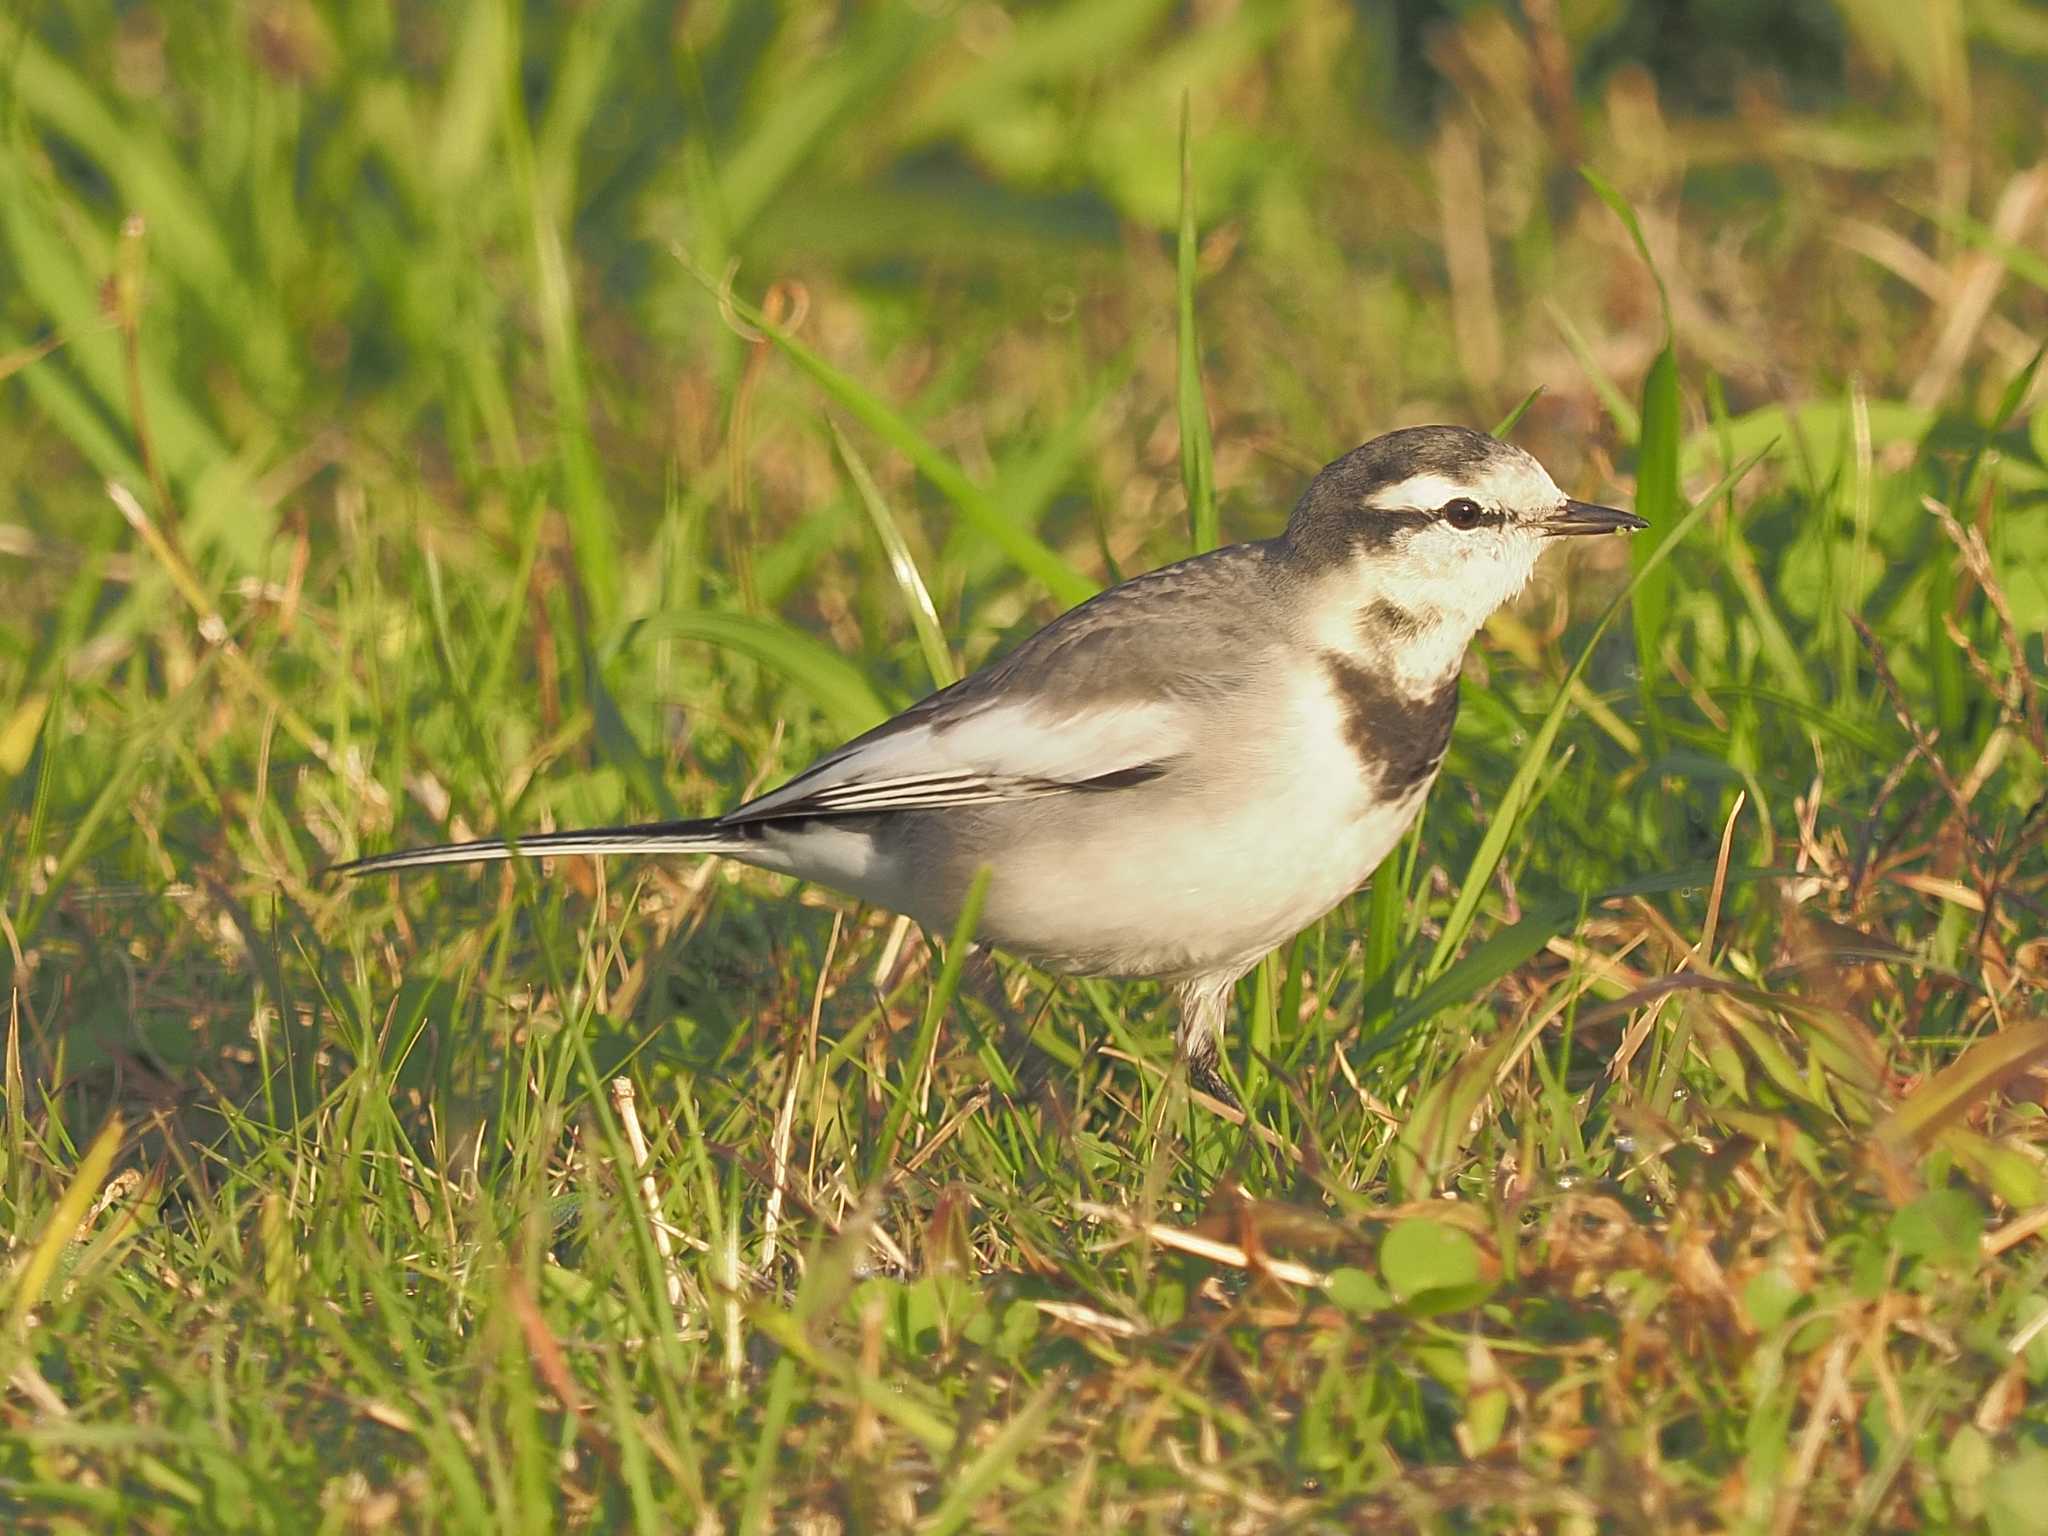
<box><xmin>1362</xmin><ymin>472</ymin><xmax>1481</xmax><ymax>510</ymax></box>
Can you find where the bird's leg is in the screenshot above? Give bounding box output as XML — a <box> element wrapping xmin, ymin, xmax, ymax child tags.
<box><xmin>1171</xmin><ymin>972</ymin><xmax>1242</xmax><ymax>1110</ymax></box>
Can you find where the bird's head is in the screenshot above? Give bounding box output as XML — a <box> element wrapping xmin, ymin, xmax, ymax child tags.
<box><xmin>1285</xmin><ymin>425</ymin><xmax>1646</xmax><ymax>637</ymax></box>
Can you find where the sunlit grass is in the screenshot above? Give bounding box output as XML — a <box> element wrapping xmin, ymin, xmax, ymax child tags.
<box><xmin>3</xmin><ymin>2</ymin><xmax>2047</xmax><ymax>1530</ymax></box>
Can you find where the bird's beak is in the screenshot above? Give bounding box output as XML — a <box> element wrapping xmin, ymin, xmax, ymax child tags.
<box><xmin>1539</xmin><ymin>500</ymin><xmax>1649</xmax><ymax>538</ymax></box>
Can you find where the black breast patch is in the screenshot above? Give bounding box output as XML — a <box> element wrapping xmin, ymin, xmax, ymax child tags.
<box><xmin>1320</xmin><ymin>654</ymin><xmax>1462</xmax><ymax>792</ymax></box>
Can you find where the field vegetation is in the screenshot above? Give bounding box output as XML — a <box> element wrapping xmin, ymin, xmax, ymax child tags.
<box><xmin>3</xmin><ymin>0</ymin><xmax>2048</xmax><ymax>1529</ymax></box>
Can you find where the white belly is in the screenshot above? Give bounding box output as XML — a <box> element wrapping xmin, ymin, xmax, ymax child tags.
<box><xmin>938</xmin><ymin>675</ymin><xmax>1438</xmax><ymax>978</ymax></box>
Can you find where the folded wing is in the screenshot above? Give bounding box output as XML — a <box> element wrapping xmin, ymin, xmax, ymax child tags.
<box><xmin>722</xmin><ymin>540</ymin><xmax>1281</xmax><ymax>827</ymax></box>
<box><xmin>723</xmin><ymin>697</ymin><xmax>1185</xmax><ymax>823</ymax></box>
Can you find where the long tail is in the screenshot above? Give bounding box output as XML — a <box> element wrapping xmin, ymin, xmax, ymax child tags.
<box><xmin>330</xmin><ymin>817</ymin><xmax>744</xmax><ymax>879</ymax></box>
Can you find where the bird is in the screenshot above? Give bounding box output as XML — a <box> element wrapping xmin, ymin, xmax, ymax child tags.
<box><xmin>336</xmin><ymin>425</ymin><xmax>1645</xmax><ymax>1105</ymax></box>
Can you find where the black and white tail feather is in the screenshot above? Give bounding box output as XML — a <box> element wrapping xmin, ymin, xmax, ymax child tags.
<box><xmin>331</xmin><ymin>818</ymin><xmax>747</xmax><ymax>877</ymax></box>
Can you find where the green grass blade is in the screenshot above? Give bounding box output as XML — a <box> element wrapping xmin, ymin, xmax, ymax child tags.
<box><xmin>923</xmin><ymin>1372</ymin><xmax>1066</xmax><ymax>1536</ymax></box>
<box><xmin>1921</xmin><ymin>203</ymin><xmax>2048</xmax><ymax>293</ymax></box>
<box><xmin>871</xmin><ymin>865</ymin><xmax>991</xmax><ymax>1183</ymax></box>
<box><xmin>1546</xmin><ymin>301</ymin><xmax>1640</xmax><ymax>441</ymax></box>
<box><xmin>1631</xmin><ymin>345</ymin><xmax>1683</xmax><ymax>731</ymax></box>
<box><xmin>830</xmin><ymin>420</ymin><xmax>959</xmax><ymax>689</ymax></box>
<box><xmin>1582</xmin><ymin>168</ymin><xmax>1684</xmax><ymax>731</ymax></box>
<box><xmin>1491</xmin><ymin>385</ymin><xmax>1544</xmax><ymax>438</ymax></box>
<box><xmin>1580</xmin><ymin>166</ymin><xmax>1671</xmax><ymax>333</ymax></box>
<box><xmin>634</xmin><ymin>610</ymin><xmax>888</xmax><ymax>738</ymax></box>
<box><xmin>1361</xmin><ymin>824</ymin><xmax>1418</xmax><ymax>1016</ymax></box>
<box><xmin>501</xmin><ymin>8</ymin><xmax>620</xmax><ymax>630</ymax></box>
<box><xmin>1177</xmin><ymin>95</ymin><xmax>1218</xmax><ymax>554</ymax></box>
<box><xmin>5</xmin><ymin>1113</ymin><xmax>123</xmax><ymax>1337</ymax></box>
<box><xmin>736</xmin><ymin>1355</ymin><xmax>799</xmax><ymax>1536</ymax></box>
<box><xmin>700</xmin><ymin>275</ymin><xmax>1097</xmax><ymax>608</ymax></box>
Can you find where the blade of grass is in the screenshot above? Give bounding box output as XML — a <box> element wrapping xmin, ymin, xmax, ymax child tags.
<box><xmin>1177</xmin><ymin>95</ymin><xmax>1217</xmax><ymax>554</ymax></box>
<box><xmin>830</xmin><ymin>420</ymin><xmax>958</xmax><ymax>689</ymax></box>
<box><xmin>736</xmin><ymin>1355</ymin><xmax>798</xmax><ymax>1536</ymax></box>
<box><xmin>1583</xmin><ymin>168</ymin><xmax>1683</xmax><ymax>736</ymax></box>
<box><xmin>4</xmin><ymin>1113</ymin><xmax>123</xmax><ymax>1337</ymax></box>
<box><xmin>1361</xmin><ymin>822</ymin><xmax>1420</xmax><ymax>1019</ymax></box>
<box><xmin>501</xmin><ymin>7</ymin><xmax>621</xmax><ymax>630</ymax></box>
<box><xmin>1631</xmin><ymin>345</ymin><xmax>1682</xmax><ymax>734</ymax></box>
<box><xmin>1581</xmin><ymin>166</ymin><xmax>1672</xmax><ymax>328</ymax></box>
<box><xmin>870</xmin><ymin>865</ymin><xmax>992</xmax><ymax>1183</ymax></box>
<box><xmin>1877</xmin><ymin>1016</ymin><xmax>2048</xmax><ymax>1156</ymax></box>
<box><xmin>634</xmin><ymin>610</ymin><xmax>888</xmax><ymax>738</ymax></box>
<box><xmin>1545</xmin><ymin>301</ymin><xmax>1640</xmax><ymax>442</ymax></box>
<box><xmin>1491</xmin><ymin>385</ymin><xmax>1544</xmax><ymax>438</ymax></box>
<box><xmin>694</xmin><ymin>268</ymin><xmax>1097</xmax><ymax>608</ymax></box>
<box><xmin>923</xmin><ymin>1372</ymin><xmax>1066</xmax><ymax>1536</ymax></box>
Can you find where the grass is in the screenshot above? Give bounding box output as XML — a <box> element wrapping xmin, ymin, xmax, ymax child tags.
<box><xmin>2</xmin><ymin>1</ymin><xmax>2048</xmax><ymax>1530</ymax></box>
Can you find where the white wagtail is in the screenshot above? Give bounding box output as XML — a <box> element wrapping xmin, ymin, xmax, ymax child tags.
<box><xmin>339</xmin><ymin>426</ymin><xmax>1644</xmax><ymax>1103</ymax></box>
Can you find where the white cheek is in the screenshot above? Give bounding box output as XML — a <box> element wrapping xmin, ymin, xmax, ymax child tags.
<box><xmin>1488</xmin><ymin>537</ymin><xmax>1542</xmax><ymax>607</ymax></box>
<box><xmin>1394</xmin><ymin>528</ymin><xmax>1529</xmax><ymax>616</ymax></box>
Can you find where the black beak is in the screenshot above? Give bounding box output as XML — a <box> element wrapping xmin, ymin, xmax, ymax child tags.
<box><xmin>1539</xmin><ymin>499</ymin><xmax>1649</xmax><ymax>538</ymax></box>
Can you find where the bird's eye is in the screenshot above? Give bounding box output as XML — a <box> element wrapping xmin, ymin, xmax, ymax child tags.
<box><xmin>1441</xmin><ymin>497</ymin><xmax>1486</xmax><ymax>530</ymax></box>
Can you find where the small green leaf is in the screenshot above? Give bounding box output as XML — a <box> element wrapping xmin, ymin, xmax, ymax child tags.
<box><xmin>1888</xmin><ymin>1188</ymin><xmax>1983</xmax><ymax>1269</ymax></box>
<box><xmin>1380</xmin><ymin>1220</ymin><xmax>1488</xmax><ymax>1313</ymax></box>
<box><xmin>1946</xmin><ymin>1424</ymin><xmax>1992</xmax><ymax>1521</ymax></box>
<box><xmin>1742</xmin><ymin>1266</ymin><xmax>1803</xmax><ymax>1332</ymax></box>
<box><xmin>1144</xmin><ymin>1278</ymin><xmax>1187</xmax><ymax>1328</ymax></box>
<box><xmin>1325</xmin><ymin>1266</ymin><xmax>1389</xmax><ymax>1316</ymax></box>
<box><xmin>1460</xmin><ymin>1382</ymin><xmax>1509</xmax><ymax>1457</ymax></box>
<box><xmin>997</xmin><ymin>1298</ymin><xmax>1041</xmax><ymax>1360</ymax></box>
<box><xmin>0</xmin><ymin>691</ymin><xmax>47</xmax><ymax>777</ymax></box>
<box><xmin>1943</xmin><ymin>1127</ymin><xmax>2048</xmax><ymax>1210</ymax></box>
<box><xmin>895</xmin><ymin>1275</ymin><xmax>945</xmax><ymax>1351</ymax></box>
<box><xmin>1985</xmin><ymin>1443</ymin><xmax>2048</xmax><ymax>1536</ymax></box>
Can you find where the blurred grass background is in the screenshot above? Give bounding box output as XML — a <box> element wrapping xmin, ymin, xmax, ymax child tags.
<box><xmin>3</xmin><ymin>0</ymin><xmax>2048</xmax><ymax>1529</ymax></box>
